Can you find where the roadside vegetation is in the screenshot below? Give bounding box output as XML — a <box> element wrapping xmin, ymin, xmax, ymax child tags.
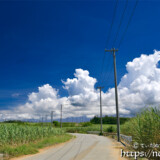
<box><xmin>121</xmin><ymin>107</ymin><xmax>160</xmax><ymax>159</ymax></box>
<box><xmin>0</xmin><ymin>117</ymin><xmax>120</xmax><ymax>159</ymax></box>
<box><xmin>0</xmin><ymin>124</ymin><xmax>65</xmax><ymax>145</ymax></box>
<box><xmin>64</xmin><ymin>124</ymin><xmax>116</xmax><ymax>133</ymax></box>
<box><xmin>0</xmin><ymin>124</ymin><xmax>73</xmax><ymax>159</ymax></box>
<box><xmin>122</xmin><ymin>107</ymin><xmax>160</xmax><ymax>145</ymax></box>
<box><xmin>90</xmin><ymin>115</ymin><xmax>130</xmax><ymax>124</ymax></box>
<box><xmin>2</xmin><ymin>109</ymin><xmax>159</xmax><ymax>159</ymax></box>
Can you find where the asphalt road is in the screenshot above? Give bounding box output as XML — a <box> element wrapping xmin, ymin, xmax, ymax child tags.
<box><xmin>21</xmin><ymin>133</ymin><xmax>124</xmax><ymax>160</ymax></box>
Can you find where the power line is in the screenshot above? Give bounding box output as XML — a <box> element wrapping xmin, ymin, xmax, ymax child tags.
<box><xmin>99</xmin><ymin>0</ymin><xmax>119</xmax><ymax>85</ymax></box>
<box><xmin>105</xmin><ymin>0</ymin><xmax>119</xmax><ymax>49</ymax></box>
<box><xmin>99</xmin><ymin>51</ymin><xmax>106</xmax><ymax>85</ymax></box>
<box><xmin>102</xmin><ymin>0</ymin><xmax>138</xmax><ymax>88</ymax></box>
<box><xmin>118</xmin><ymin>0</ymin><xmax>139</xmax><ymax>48</ymax></box>
<box><xmin>102</xmin><ymin>0</ymin><xmax>128</xmax><ymax>87</ymax></box>
<box><xmin>102</xmin><ymin>61</ymin><xmax>114</xmax><ymax>88</ymax></box>
<box><xmin>100</xmin><ymin>55</ymin><xmax>113</xmax><ymax>87</ymax></box>
<box><xmin>101</xmin><ymin>0</ymin><xmax>138</xmax><ymax>86</ymax></box>
<box><xmin>112</xmin><ymin>0</ymin><xmax>129</xmax><ymax>48</ymax></box>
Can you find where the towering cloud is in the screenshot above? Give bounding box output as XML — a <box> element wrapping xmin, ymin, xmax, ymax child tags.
<box><xmin>1</xmin><ymin>50</ymin><xmax>160</xmax><ymax>120</ymax></box>
<box><xmin>62</xmin><ymin>69</ymin><xmax>98</xmax><ymax>106</ymax></box>
<box><xmin>117</xmin><ymin>50</ymin><xmax>160</xmax><ymax>115</ymax></box>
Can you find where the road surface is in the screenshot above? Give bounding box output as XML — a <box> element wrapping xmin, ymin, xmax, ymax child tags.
<box><xmin>20</xmin><ymin>133</ymin><xmax>125</xmax><ymax>160</ymax></box>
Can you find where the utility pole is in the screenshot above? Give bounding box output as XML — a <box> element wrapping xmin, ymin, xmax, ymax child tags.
<box><xmin>105</xmin><ymin>48</ymin><xmax>120</xmax><ymax>142</ymax></box>
<box><xmin>42</xmin><ymin>116</ymin><xmax>44</xmax><ymax>127</ymax></box>
<box><xmin>97</xmin><ymin>86</ymin><xmax>104</xmax><ymax>135</ymax></box>
<box><xmin>51</xmin><ymin>111</ymin><xmax>54</xmax><ymax>126</ymax></box>
<box><xmin>45</xmin><ymin>115</ymin><xmax>48</xmax><ymax>126</ymax></box>
<box><xmin>60</xmin><ymin>104</ymin><xmax>62</xmax><ymax>128</ymax></box>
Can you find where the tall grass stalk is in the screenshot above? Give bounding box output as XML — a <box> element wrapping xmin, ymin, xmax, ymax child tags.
<box><xmin>122</xmin><ymin>107</ymin><xmax>160</xmax><ymax>152</ymax></box>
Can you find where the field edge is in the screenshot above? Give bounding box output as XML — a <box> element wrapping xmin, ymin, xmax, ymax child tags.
<box><xmin>1</xmin><ymin>134</ymin><xmax>74</xmax><ymax>160</ymax></box>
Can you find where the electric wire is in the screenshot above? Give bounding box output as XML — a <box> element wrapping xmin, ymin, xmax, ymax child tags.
<box><xmin>102</xmin><ymin>0</ymin><xmax>128</xmax><ymax>89</ymax></box>
<box><xmin>112</xmin><ymin>0</ymin><xmax>129</xmax><ymax>48</ymax></box>
<box><xmin>103</xmin><ymin>58</ymin><xmax>114</xmax><ymax>88</ymax></box>
<box><xmin>118</xmin><ymin>0</ymin><xmax>139</xmax><ymax>48</ymax></box>
<box><xmin>99</xmin><ymin>0</ymin><xmax>119</xmax><ymax>86</ymax></box>
<box><xmin>103</xmin><ymin>0</ymin><xmax>138</xmax><ymax>88</ymax></box>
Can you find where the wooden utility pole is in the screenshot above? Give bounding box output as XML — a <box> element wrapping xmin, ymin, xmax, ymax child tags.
<box><xmin>60</xmin><ymin>104</ymin><xmax>62</xmax><ymax>128</ymax></box>
<box><xmin>97</xmin><ymin>86</ymin><xmax>104</xmax><ymax>135</ymax></box>
<box><xmin>51</xmin><ymin>111</ymin><xmax>54</xmax><ymax>126</ymax></box>
<box><xmin>105</xmin><ymin>48</ymin><xmax>120</xmax><ymax>142</ymax></box>
<box><xmin>42</xmin><ymin>116</ymin><xmax>44</xmax><ymax>127</ymax></box>
<box><xmin>45</xmin><ymin>115</ymin><xmax>48</xmax><ymax>126</ymax></box>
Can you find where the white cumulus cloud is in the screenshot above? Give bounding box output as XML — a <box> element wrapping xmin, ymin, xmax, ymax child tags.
<box><xmin>1</xmin><ymin>50</ymin><xmax>160</xmax><ymax>120</ymax></box>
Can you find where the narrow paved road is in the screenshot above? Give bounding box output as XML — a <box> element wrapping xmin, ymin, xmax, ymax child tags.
<box><xmin>21</xmin><ymin>134</ymin><xmax>125</xmax><ymax>160</ymax></box>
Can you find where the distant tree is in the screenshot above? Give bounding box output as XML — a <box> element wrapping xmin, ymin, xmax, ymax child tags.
<box><xmin>90</xmin><ymin>115</ymin><xmax>130</xmax><ymax>124</ymax></box>
<box><xmin>4</xmin><ymin>120</ymin><xmax>25</xmax><ymax>124</ymax></box>
<box><xmin>53</xmin><ymin>121</ymin><xmax>59</xmax><ymax>126</ymax></box>
<box><xmin>81</xmin><ymin>122</ymin><xmax>92</xmax><ymax>127</ymax></box>
<box><xmin>90</xmin><ymin>116</ymin><xmax>100</xmax><ymax>124</ymax></box>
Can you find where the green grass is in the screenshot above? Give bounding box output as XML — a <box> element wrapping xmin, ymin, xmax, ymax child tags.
<box><xmin>1</xmin><ymin>134</ymin><xmax>73</xmax><ymax>159</ymax></box>
<box><xmin>121</xmin><ymin>107</ymin><xmax>160</xmax><ymax>145</ymax></box>
<box><xmin>0</xmin><ymin>124</ymin><xmax>73</xmax><ymax>159</ymax></box>
<box><xmin>0</xmin><ymin>124</ymin><xmax>65</xmax><ymax>146</ymax></box>
<box><xmin>64</xmin><ymin>124</ymin><xmax>117</xmax><ymax>133</ymax></box>
<box><xmin>121</xmin><ymin>107</ymin><xmax>160</xmax><ymax>159</ymax></box>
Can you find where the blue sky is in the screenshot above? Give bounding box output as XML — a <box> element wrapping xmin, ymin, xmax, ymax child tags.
<box><xmin>0</xmin><ymin>0</ymin><xmax>160</xmax><ymax>110</ymax></box>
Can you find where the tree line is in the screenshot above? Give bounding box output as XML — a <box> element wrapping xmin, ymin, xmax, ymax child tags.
<box><xmin>90</xmin><ymin>115</ymin><xmax>130</xmax><ymax>124</ymax></box>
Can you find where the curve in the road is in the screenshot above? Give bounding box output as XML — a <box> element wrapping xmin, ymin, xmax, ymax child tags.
<box><xmin>20</xmin><ymin>133</ymin><xmax>126</xmax><ymax>160</ymax></box>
